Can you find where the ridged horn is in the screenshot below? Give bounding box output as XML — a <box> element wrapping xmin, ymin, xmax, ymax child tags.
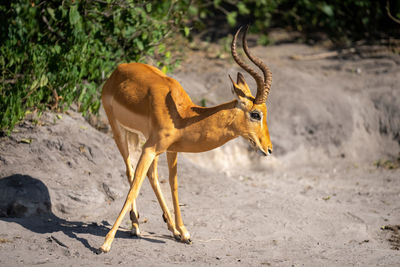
<box><xmin>242</xmin><ymin>25</ymin><xmax>272</xmax><ymax>104</ymax></box>
<box><xmin>231</xmin><ymin>26</ymin><xmax>265</xmax><ymax>103</ymax></box>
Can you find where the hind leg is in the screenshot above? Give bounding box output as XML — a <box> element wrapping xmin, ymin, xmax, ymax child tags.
<box><xmin>147</xmin><ymin>156</ymin><xmax>180</xmax><ymax>238</ymax></box>
<box><xmin>125</xmin><ymin>132</ymin><xmax>141</xmax><ymax>236</ymax></box>
<box><xmin>102</xmin><ymin>103</ymin><xmax>141</xmax><ymax>235</ymax></box>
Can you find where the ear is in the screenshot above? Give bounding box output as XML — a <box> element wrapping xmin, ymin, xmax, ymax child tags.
<box><xmin>236</xmin><ymin>72</ymin><xmax>247</xmax><ymax>87</ymax></box>
<box><xmin>229</xmin><ymin>72</ymin><xmax>254</xmax><ymax>110</ymax></box>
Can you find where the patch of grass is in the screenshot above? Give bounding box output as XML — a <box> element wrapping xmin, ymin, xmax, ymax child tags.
<box><xmin>374</xmin><ymin>157</ymin><xmax>400</xmax><ymax>169</ymax></box>
<box><xmin>0</xmin><ymin>238</ymin><xmax>12</xmax><ymax>243</ymax></box>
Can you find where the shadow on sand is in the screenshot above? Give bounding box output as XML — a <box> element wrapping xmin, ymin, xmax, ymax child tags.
<box><xmin>0</xmin><ymin>174</ymin><xmax>166</xmax><ymax>253</ymax></box>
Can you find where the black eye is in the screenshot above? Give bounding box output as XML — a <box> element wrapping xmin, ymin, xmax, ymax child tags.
<box><xmin>250</xmin><ymin>111</ymin><xmax>261</xmax><ymax>121</ymax></box>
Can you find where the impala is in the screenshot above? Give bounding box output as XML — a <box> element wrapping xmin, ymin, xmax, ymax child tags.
<box><xmin>99</xmin><ymin>26</ymin><xmax>273</xmax><ymax>253</ymax></box>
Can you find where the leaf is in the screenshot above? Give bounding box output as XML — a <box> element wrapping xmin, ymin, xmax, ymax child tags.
<box><xmin>184</xmin><ymin>26</ymin><xmax>190</xmax><ymax>37</ymax></box>
<box><xmin>53</xmin><ymin>45</ymin><xmax>61</xmax><ymax>54</ymax></box>
<box><xmin>135</xmin><ymin>39</ymin><xmax>144</xmax><ymax>51</ymax></box>
<box><xmin>227</xmin><ymin>11</ymin><xmax>237</xmax><ymax>27</ymax></box>
<box><xmin>199</xmin><ymin>10</ymin><xmax>207</xmax><ymax>19</ymax></box>
<box><xmin>321</xmin><ymin>4</ymin><xmax>333</xmax><ymax>17</ymax></box>
<box><xmin>161</xmin><ymin>65</ymin><xmax>168</xmax><ymax>73</ymax></box>
<box><xmin>39</xmin><ymin>74</ymin><xmax>48</xmax><ymax>87</ymax></box>
<box><xmin>29</xmin><ymin>79</ymin><xmax>39</xmax><ymax>91</ymax></box>
<box><xmin>213</xmin><ymin>0</ymin><xmax>221</xmax><ymax>8</ymax></box>
<box><xmin>158</xmin><ymin>43</ymin><xmax>166</xmax><ymax>53</ymax></box>
<box><xmin>237</xmin><ymin>3</ymin><xmax>250</xmax><ymax>15</ymax></box>
<box><xmin>188</xmin><ymin>6</ymin><xmax>198</xmax><ymax>16</ymax></box>
<box><xmin>145</xmin><ymin>3</ymin><xmax>152</xmax><ymax>13</ymax></box>
<box><xmin>20</xmin><ymin>138</ymin><xmax>32</xmax><ymax>144</ymax></box>
<box><xmin>69</xmin><ymin>5</ymin><xmax>81</xmax><ymax>25</ymax></box>
<box><xmin>47</xmin><ymin>7</ymin><xmax>56</xmax><ymax>20</ymax></box>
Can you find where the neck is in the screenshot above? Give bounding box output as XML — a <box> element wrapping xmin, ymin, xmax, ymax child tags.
<box><xmin>170</xmin><ymin>100</ymin><xmax>241</xmax><ymax>153</ymax></box>
<box><xmin>196</xmin><ymin>100</ymin><xmax>239</xmax><ymax>127</ymax></box>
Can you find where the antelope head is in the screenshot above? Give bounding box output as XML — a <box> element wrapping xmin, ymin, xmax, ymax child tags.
<box><xmin>230</xmin><ymin>26</ymin><xmax>273</xmax><ymax>156</ymax></box>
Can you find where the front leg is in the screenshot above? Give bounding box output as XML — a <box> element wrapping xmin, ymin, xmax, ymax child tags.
<box><xmin>99</xmin><ymin>146</ymin><xmax>156</xmax><ymax>253</ymax></box>
<box><xmin>167</xmin><ymin>152</ymin><xmax>191</xmax><ymax>243</ymax></box>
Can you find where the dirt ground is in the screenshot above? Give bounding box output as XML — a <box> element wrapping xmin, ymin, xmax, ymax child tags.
<box><xmin>1</xmin><ymin>36</ymin><xmax>400</xmax><ymax>266</ymax></box>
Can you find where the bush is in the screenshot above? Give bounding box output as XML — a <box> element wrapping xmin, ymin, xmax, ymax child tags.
<box><xmin>190</xmin><ymin>0</ymin><xmax>400</xmax><ymax>43</ymax></box>
<box><xmin>0</xmin><ymin>0</ymin><xmax>190</xmax><ymax>134</ymax></box>
<box><xmin>2</xmin><ymin>0</ymin><xmax>399</xmax><ymax>134</ymax></box>
<box><xmin>274</xmin><ymin>0</ymin><xmax>399</xmax><ymax>41</ymax></box>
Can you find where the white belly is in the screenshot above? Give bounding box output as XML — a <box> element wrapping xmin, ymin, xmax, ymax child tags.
<box><xmin>112</xmin><ymin>100</ymin><xmax>150</xmax><ymax>138</ymax></box>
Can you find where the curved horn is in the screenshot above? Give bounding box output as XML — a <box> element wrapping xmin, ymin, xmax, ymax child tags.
<box><xmin>242</xmin><ymin>25</ymin><xmax>272</xmax><ymax>104</ymax></box>
<box><xmin>231</xmin><ymin>26</ymin><xmax>265</xmax><ymax>103</ymax></box>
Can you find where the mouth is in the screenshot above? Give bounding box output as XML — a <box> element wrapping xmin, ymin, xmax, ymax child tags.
<box><xmin>247</xmin><ymin>138</ymin><xmax>268</xmax><ymax>157</ymax></box>
<box><xmin>248</xmin><ymin>138</ymin><xmax>257</xmax><ymax>148</ymax></box>
<box><xmin>257</xmin><ymin>148</ymin><xmax>268</xmax><ymax>157</ymax></box>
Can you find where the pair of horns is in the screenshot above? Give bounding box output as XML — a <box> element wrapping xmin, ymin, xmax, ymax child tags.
<box><xmin>231</xmin><ymin>26</ymin><xmax>272</xmax><ymax>104</ymax></box>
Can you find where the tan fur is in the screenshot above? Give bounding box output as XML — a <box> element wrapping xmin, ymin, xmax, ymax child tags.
<box><xmin>99</xmin><ymin>61</ymin><xmax>273</xmax><ymax>253</ymax></box>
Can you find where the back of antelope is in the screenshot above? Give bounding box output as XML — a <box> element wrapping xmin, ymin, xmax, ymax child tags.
<box><xmin>99</xmin><ymin>26</ymin><xmax>273</xmax><ymax>253</ymax></box>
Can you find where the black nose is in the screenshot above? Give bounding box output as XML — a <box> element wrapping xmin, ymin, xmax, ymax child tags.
<box><xmin>268</xmin><ymin>148</ymin><xmax>272</xmax><ymax>155</ymax></box>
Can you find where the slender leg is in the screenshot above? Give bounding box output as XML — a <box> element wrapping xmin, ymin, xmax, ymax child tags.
<box><xmin>99</xmin><ymin>146</ymin><xmax>156</xmax><ymax>253</ymax></box>
<box><xmin>129</xmin><ymin>200</ymin><xmax>140</xmax><ymax>236</ymax></box>
<box><xmin>147</xmin><ymin>155</ymin><xmax>180</xmax><ymax>238</ymax></box>
<box><xmin>126</xmin><ymin>132</ymin><xmax>141</xmax><ymax>236</ymax></box>
<box><xmin>102</xmin><ymin>105</ymin><xmax>139</xmax><ymax>233</ymax></box>
<box><xmin>167</xmin><ymin>152</ymin><xmax>191</xmax><ymax>243</ymax></box>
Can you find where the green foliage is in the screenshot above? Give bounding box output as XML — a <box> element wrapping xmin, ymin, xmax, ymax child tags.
<box><xmin>2</xmin><ymin>0</ymin><xmax>398</xmax><ymax>134</ymax></box>
<box><xmin>191</xmin><ymin>0</ymin><xmax>399</xmax><ymax>41</ymax></box>
<box><xmin>374</xmin><ymin>156</ymin><xmax>400</xmax><ymax>170</ymax></box>
<box><xmin>275</xmin><ymin>0</ymin><xmax>388</xmax><ymax>41</ymax></box>
<box><xmin>0</xmin><ymin>0</ymin><xmax>191</xmax><ymax>133</ymax></box>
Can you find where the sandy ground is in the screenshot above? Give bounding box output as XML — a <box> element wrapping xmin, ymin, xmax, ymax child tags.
<box><xmin>0</xmin><ymin>39</ymin><xmax>400</xmax><ymax>266</ymax></box>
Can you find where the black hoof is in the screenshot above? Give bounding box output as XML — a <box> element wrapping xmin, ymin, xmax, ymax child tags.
<box><xmin>174</xmin><ymin>234</ymin><xmax>181</xmax><ymax>241</ymax></box>
<box><xmin>130</xmin><ymin>232</ymin><xmax>141</xmax><ymax>238</ymax></box>
<box><xmin>95</xmin><ymin>248</ymin><xmax>104</xmax><ymax>255</ymax></box>
<box><xmin>174</xmin><ymin>235</ymin><xmax>192</xmax><ymax>244</ymax></box>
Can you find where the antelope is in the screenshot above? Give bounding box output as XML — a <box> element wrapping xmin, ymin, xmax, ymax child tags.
<box><xmin>99</xmin><ymin>26</ymin><xmax>273</xmax><ymax>253</ymax></box>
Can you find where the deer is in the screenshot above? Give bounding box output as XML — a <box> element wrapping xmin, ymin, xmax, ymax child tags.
<box><xmin>99</xmin><ymin>26</ymin><xmax>273</xmax><ymax>253</ymax></box>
